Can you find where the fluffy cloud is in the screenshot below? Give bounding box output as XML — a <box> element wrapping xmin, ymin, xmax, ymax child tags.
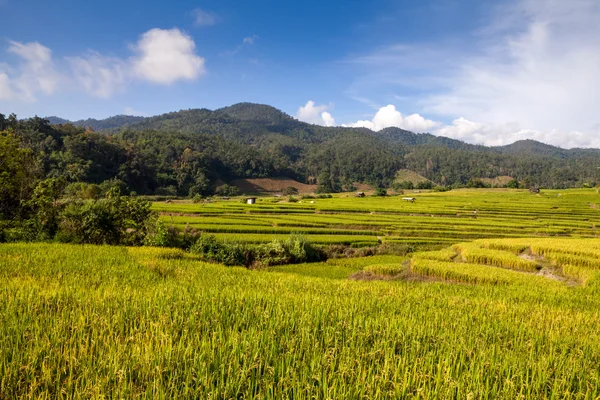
<box><xmin>296</xmin><ymin>100</ymin><xmax>336</xmax><ymax>127</ymax></box>
<box><xmin>4</xmin><ymin>40</ymin><xmax>60</xmax><ymax>101</ymax></box>
<box><xmin>345</xmin><ymin>105</ymin><xmax>439</xmax><ymax>132</ymax></box>
<box><xmin>67</xmin><ymin>52</ymin><xmax>127</xmax><ymax>98</ymax></box>
<box><xmin>0</xmin><ymin>73</ymin><xmax>12</xmax><ymax>100</ymax></box>
<box><xmin>131</xmin><ymin>28</ymin><xmax>206</xmax><ymax>85</ymax></box>
<box><xmin>347</xmin><ymin>0</ymin><xmax>600</xmax><ymax>148</ymax></box>
<box><xmin>434</xmin><ymin>118</ymin><xmax>600</xmax><ymax>148</ymax></box>
<box><xmin>192</xmin><ymin>8</ymin><xmax>218</xmax><ymax>27</ymax></box>
<box><xmin>1</xmin><ymin>28</ymin><xmax>207</xmax><ymax>102</ymax></box>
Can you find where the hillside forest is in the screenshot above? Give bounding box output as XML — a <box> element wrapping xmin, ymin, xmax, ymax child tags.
<box><xmin>2</xmin><ymin>102</ymin><xmax>600</xmax><ymax>208</ymax></box>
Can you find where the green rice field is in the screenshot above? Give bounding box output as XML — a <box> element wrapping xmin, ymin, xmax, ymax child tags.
<box><xmin>155</xmin><ymin>188</ymin><xmax>600</xmax><ymax>247</ymax></box>
<box><xmin>3</xmin><ymin>188</ymin><xmax>600</xmax><ymax>398</ymax></box>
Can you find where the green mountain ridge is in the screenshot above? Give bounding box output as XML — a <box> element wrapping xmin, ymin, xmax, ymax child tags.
<box><xmin>8</xmin><ymin>101</ymin><xmax>594</xmax><ymax>193</ymax></box>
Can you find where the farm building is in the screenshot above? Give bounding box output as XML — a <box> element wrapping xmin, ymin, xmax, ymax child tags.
<box><xmin>402</xmin><ymin>197</ymin><xmax>416</xmax><ymax>202</ymax></box>
<box><xmin>356</xmin><ymin>192</ymin><xmax>365</xmax><ymax>198</ymax></box>
<box><xmin>246</xmin><ymin>197</ymin><xmax>257</xmax><ymax>204</ymax></box>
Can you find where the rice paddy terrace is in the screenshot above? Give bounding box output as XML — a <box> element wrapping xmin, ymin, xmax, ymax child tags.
<box><xmin>4</xmin><ymin>188</ymin><xmax>600</xmax><ymax>398</ymax></box>
<box><xmin>154</xmin><ymin>188</ymin><xmax>600</xmax><ymax>248</ymax></box>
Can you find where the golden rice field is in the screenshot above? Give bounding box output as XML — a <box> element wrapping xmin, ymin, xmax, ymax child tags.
<box><xmin>3</xmin><ymin>188</ymin><xmax>600</xmax><ymax>398</ymax></box>
<box><xmin>154</xmin><ymin>188</ymin><xmax>600</xmax><ymax>248</ymax></box>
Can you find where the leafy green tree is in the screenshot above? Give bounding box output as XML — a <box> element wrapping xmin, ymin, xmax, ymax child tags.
<box><xmin>507</xmin><ymin>179</ymin><xmax>520</xmax><ymax>189</ymax></box>
<box><xmin>0</xmin><ymin>133</ymin><xmax>40</xmax><ymax>219</ymax></box>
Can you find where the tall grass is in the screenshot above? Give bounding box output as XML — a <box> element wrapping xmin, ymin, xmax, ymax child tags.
<box><xmin>2</xmin><ymin>242</ymin><xmax>600</xmax><ymax>398</ymax></box>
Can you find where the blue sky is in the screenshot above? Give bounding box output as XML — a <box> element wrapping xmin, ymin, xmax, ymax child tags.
<box><xmin>1</xmin><ymin>0</ymin><xmax>599</xmax><ymax>148</ymax></box>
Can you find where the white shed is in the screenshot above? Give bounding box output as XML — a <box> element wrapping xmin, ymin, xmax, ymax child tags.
<box><xmin>246</xmin><ymin>197</ymin><xmax>257</xmax><ymax>205</ymax></box>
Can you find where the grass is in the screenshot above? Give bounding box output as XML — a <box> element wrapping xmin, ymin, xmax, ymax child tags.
<box><xmin>3</xmin><ymin>242</ymin><xmax>600</xmax><ymax>398</ymax></box>
<box><xmin>154</xmin><ymin>188</ymin><xmax>600</xmax><ymax>251</ymax></box>
<box><xmin>4</xmin><ymin>188</ymin><xmax>600</xmax><ymax>398</ymax></box>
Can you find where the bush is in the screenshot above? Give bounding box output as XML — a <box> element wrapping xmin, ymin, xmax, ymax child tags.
<box><xmin>466</xmin><ymin>179</ymin><xmax>490</xmax><ymax>189</ymax></box>
<box><xmin>192</xmin><ymin>194</ymin><xmax>203</xmax><ymax>203</ymax></box>
<box><xmin>287</xmin><ymin>196</ymin><xmax>298</xmax><ymax>203</ymax></box>
<box><xmin>58</xmin><ymin>188</ymin><xmax>153</xmax><ymax>245</ymax></box>
<box><xmin>144</xmin><ymin>218</ymin><xmax>179</xmax><ymax>247</ymax></box>
<box><xmin>393</xmin><ymin>181</ymin><xmax>414</xmax><ymax>190</ymax></box>
<box><xmin>433</xmin><ymin>186</ymin><xmax>451</xmax><ymax>192</ymax></box>
<box><xmin>189</xmin><ymin>234</ymin><xmax>251</xmax><ymax>266</ymax></box>
<box><xmin>189</xmin><ymin>234</ymin><xmax>324</xmax><ymax>267</ymax></box>
<box><xmin>316</xmin><ymin>194</ymin><xmax>332</xmax><ymax>199</ymax></box>
<box><xmin>374</xmin><ymin>188</ymin><xmax>387</xmax><ymax>197</ymax></box>
<box><xmin>507</xmin><ymin>179</ymin><xmax>520</xmax><ymax>189</ymax></box>
<box><xmin>415</xmin><ymin>181</ymin><xmax>434</xmax><ymax>190</ymax></box>
<box><xmin>282</xmin><ymin>186</ymin><xmax>299</xmax><ymax>196</ymax></box>
<box><xmin>215</xmin><ymin>184</ymin><xmax>241</xmax><ymax>197</ymax></box>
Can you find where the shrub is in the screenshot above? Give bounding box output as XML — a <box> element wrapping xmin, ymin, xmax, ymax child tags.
<box><xmin>215</xmin><ymin>184</ymin><xmax>241</xmax><ymax>197</ymax></box>
<box><xmin>190</xmin><ymin>234</ymin><xmax>251</xmax><ymax>266</ymax></box>
<box><xmin>192</xmin><ymin>194</ymin><xmax>203</xmax><ymax>203</ymax></box>
<box><xmin>374</xmin><ymin>188</ymin><xmax>387</xmax><ymax>197</ymax></box>
<box><xmin>144</xmin><ymin>218</ymin><xmax>179</xmax><ymax>247</ymax></box>
<box><xmin>58</xmin><ymin>188</ymin><xmax>153</xmax><ymax>245</ymax></box>
<box><xmin>394</xmin><ymin>181</ymin><xmax>414</xmax><ymax>190</ymax></box>
<box><xmin>282</xmin><ymin>186</ymin><xmax>299</xmax><ymax>196</ymax></box>
<box><xmin>415</xmin><ymin>181</ymin><xmax>434</xmax><ymax>190</ymax></box>
<box><xmin>507</xmin><ymin>179</ymin><xmax>520</xmax><ymax>189</ymax></box>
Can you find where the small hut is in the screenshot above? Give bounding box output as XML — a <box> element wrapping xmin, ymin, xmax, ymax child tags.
<box><xmin>529</xmin><ymin>187</ymin><xmax>541</xmax><ymax>194</ymax></box>
<box><xmin>402</xmin><ymin>197</ymin><xmax>416</xmax><ymax>203</ymax></box>
<box><xmin>246</xmin><ymin>197</ymin><xmax>257</xmax><ymax>205</ymax></box>
<box><xmin>356</xmin><ymin>192</ymin><xmax>365</xmax><ymax>198</ymax></box>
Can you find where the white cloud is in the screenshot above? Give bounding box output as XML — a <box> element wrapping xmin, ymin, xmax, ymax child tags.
<box><xmin>1</xmin><ymin>28</ymin><xmax>207</xmax><ymax>103</ymax></box>
<box><xmin>131</xmin><ymin>28</ymin><xmax>206</xmax><ymax>85</ymax></box>
<box><xmin>5</xmin><ymin>40</ymin><xmax>60</xmax><ymax>101</ymax></box>
<box><xmin>192</xmin><ymin>8</ymin><xmax>218</xmax><ymax>27</ymax></box>
<box><xmin>124</xmin><ymin>106</ymin><xmax>145</xmax><ymax>116</ymax></box>
<box><xmin>433</xmin><ymin>118</ymin><xmax>600</xmax><ymax>148</ymax></box>
<box><xmin>345</xmin><ymin>105</ymin><xmax>439</xmax><ymax>132</ymax></box>
<box><xmin>296</xmin><ymin>100</ymin><xmax>336</xmax><ymax>126</ymax></box>
<box><xmin>243</xmin><ymin>35</ymin><xmax>259</xmax><ymax>45</ymax></box>
<box><xmin>67</xmin><ymin>52</ymin><xmax>127</xmax><ymax>98</ymax></box>
<box><xmin>321</xmin><ymin>111</ymin><xmax>336</xmax><ymax>127</ymax></box>
<box><xmin>346</xmin><ymin>0</ymin><xmax>600</xmax><ymax>148</ymax></box>
<box><xmin>0</xmin><ymin>73</ymin><xmax>12</xmax><ymax>100</ymax></box>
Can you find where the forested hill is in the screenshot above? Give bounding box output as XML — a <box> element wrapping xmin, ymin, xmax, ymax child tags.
<box><xmin>0</xmin><ymin>103</ymin><xmax>598</xmax><ymax>197</ymax></box>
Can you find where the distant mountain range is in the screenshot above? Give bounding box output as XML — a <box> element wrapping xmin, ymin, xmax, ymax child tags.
<box><xmin>43</xmin><ymin>102</ymin><xmax>600</xmax><ymax>189</ymax></box>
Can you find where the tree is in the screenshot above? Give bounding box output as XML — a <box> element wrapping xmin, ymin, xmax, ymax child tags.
<box><xmin>507</xmin><ymin>179</ymin><xmax>520</xmax><ymax>189</ymax></box>
<box><xmin>0</xmin><ymin>133</ymin><xmax>40</xmax><ymax>219</ymax></box>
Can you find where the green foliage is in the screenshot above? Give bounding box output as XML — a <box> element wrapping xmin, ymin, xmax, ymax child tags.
<box><xmin>215</xmin><ymin>184</ymin><xmax>241</xmax><ymax>197</ymax></box>
<box><xmin>415</xmin><ymin>181</ymin><xmax>434</xmax><ymax>190</ymax></box>
<box><xmin>0</xmin><ymin>132</ymin><xmax>39</xmax><ymax>219</ymax></box>
<box><xmin>143</xmin><ymin>218</ymin><xmax>180</xmax><ymax>247</ymax></box>
<box><xmin>59</xmin><ymin>189</ymin><xmax>153</xmax><ymax>245</ymax></box>
<box><xmin>507</xmin><ymin>179</ymin><xmax>520</xmax><ymax>189</ymax></box>
<box><xmin>190</xmin><ymin>234</ymin><xmax>323</xmax><ymax>267</ymax></box>
<box><xmin>374</xmin><ymin>188</ymin><xmax>387</xmax><ymax>196</ymax></box>
<box><xmin>466</xmin><ymin>179</ymin><xmax>490</xmax><ymax>188</ymax></box>
<box><xmin>282</xmin><ymin>186</ymin><xmax>299</xmax><ymax>196</ymax></box>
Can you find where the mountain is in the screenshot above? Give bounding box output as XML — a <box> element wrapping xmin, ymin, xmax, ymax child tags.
<box><xmin>46</xmin><ymin>115</ymin><xmax>145</xmax><ymax>131</ymax></box>
<box><xmin>31</xmin><ymin>102</ymin><xmax>600</xmax><ymax>192</ymax></box>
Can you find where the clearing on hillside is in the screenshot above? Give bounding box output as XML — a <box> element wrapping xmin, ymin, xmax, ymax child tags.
<box><xmin>229</xmin><ymin>177</ymin><xmax>317</xmax><ymax>194</ymax></box>
<box><xmin>393</xmin><ymin>169</ymin><xmax>431</xmax><ymax>184</ymax></box>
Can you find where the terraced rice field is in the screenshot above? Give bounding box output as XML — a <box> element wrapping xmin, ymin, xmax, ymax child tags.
<box><xmin>4</xmin><ymin>189</ymin><xmax>600</xmax><ymax>398</ymax></box>
<box><xmin>3</xmin><ymin>236</ymin><xmax>600</xmax><ymax>398</ymax></box>
<box><xmin>155</xmin><ymin>188</ymin><xmax>600</xmax><ymax>247</ymax></box>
